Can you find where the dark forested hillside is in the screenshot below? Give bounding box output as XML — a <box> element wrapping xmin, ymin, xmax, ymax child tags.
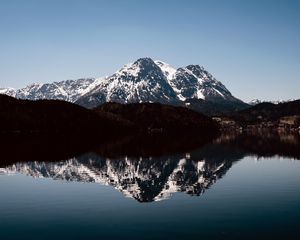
<box><xmin>184</xmin><ymin>98</ymin><xmax>250</xmax><ymax>116</ymax></box>
<box><xmin>95</xmin><ymin>102</ymin><xmax>219</xmax><ymax>135</ymax></box>
<box><xmin>231</xmin><ymin>100</ymin><xmax>300</xmax><ymax>124</ymax></box>
<box><xmin>0</xmin><ymin>95</ymin><xmax>219</xmax><ymax>136</ymax></box>
<box><xmin>0</xmin><ymin>94</ymin><xmax>129</xmax><ymax>135</ymax></box>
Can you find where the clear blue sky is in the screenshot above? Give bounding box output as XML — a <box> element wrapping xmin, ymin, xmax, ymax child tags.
<box><xmin>0</xmin><ymin>0</ymin><xmax>299</xmax><ymax>101</ymax></box>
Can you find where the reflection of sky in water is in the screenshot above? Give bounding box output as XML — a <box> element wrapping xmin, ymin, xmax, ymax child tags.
<box><xmin>1</xmin><ymin>156</ymin><xmax>300</xmax><ymax>240</ymax></box>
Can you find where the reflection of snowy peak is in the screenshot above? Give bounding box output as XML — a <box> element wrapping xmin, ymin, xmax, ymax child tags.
<box><xmin>0</xmin><ymin>153</ymin><xmax>232</xmax><ymax>202</ymax></box>
<box><xmin>155</xmin><ymin>158</ymin><xmax>227</xmax><ymax>201</ymax></box>
<box><xmin>0</xmin><ymin>58</ymin><xmax>243</xmax><ymax>109</ymax></box>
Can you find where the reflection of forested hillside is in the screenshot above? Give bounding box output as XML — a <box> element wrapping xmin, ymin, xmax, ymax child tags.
<box><xmin>215</xmin><ymin>132</ymin><xmax>300</xmax><ymax>160</ymax></box>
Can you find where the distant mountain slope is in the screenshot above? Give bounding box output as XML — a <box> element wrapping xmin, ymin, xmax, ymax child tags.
<box><xmin>0</xmin><ymin>78</ymin><xmax>98</xmax><ymax>102</ymax></box>
<box><xmin>0</xmin><ymin>87</ymin><xmax>16</xmax><ymax>96</ymax></box>
<box><xmin>248</xmin><ymin>99</ymin><xmax>296</xmax><ymax>106</ymax></box>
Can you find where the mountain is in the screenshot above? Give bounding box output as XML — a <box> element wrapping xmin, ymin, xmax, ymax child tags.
<box><xmin>76</xmin><ymin>58</ymin><xmax>179</xmax><ymax>108</ymax></box>
<box><xmin>76</xmin><ymin>58</ymin><xmax>246</xmax><ymax>110</ymax></box>
<box><xmin>0</xmin><ymin>87</ymin><xmax>16</xmax><ymax>96</ymax></box>
<box><xmin>0</xmin><ymin>58</ymin><xmax>248</xmax><ymax>114</ymax></box>
<box><xmin>0</xmin><ymin>78</ymin><xmax>99</xmax><ymax>102</ymax></box>
<box><xmin>169</xmin><ymin>64</ymin><xmax>237</xmax><ymax>102</ymax></box>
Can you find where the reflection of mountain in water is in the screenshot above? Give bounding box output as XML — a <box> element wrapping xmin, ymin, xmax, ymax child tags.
<box><xmin>1</xmin><ymin>132</ymin><xmax>300</xmax><ymax>202</ymax></box>
<box><xmin>0</xmin><ymin>151</ymin><xmax>235</xmax><ymax>202</ymax></box>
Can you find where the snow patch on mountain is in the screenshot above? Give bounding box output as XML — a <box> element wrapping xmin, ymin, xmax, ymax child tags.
<box><xmin>154</xmin><ymin>60</ymin><xmax>177</xmax><ymax>81</ymax></box>
<box><xmin>0</xmin><ymin>87</ymin><xmax>16</xmax><ymax>97</ymax></box>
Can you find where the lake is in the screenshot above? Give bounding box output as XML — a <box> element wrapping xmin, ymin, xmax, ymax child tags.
<box><xmin>0</xmin><ymin>132</ymin><xmax>300</xmax><ymax>239</ymax></box>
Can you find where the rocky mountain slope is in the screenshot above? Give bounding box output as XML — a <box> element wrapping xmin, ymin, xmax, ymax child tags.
<box><xmin>0</xmin><ymin>78</ymin><xmax>99</xmax><ymax>102</ymax></box>
<box><xmin>248</xmin><ymin>99</ymin><xmax>296</xmax><ymax>106</ymax></box>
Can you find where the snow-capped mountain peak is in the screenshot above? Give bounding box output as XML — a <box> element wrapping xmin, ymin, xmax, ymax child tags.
<box><xmin>76</xmin><ymin>57</ymin><xmax>243</xmax><ymax>108</ymax></box>
<box><xmin>248</xmin><ymin>98</ymin><xmax>297</xmax><ymax>105</ymax></box>
<box><xmin>76</xmin><ymin>58</ymin><xmax>179</xmax><ymax>108</ymax></box>
<box><xmin>0</xmin><ymin>78</ymin><xmax>97</xmax><ymax>102</ymax></box>
<box><xmin>0</xmin><ymin>57</ymin><xmax>244</xmax><ymax>108</ymax></box>
<box><xmin>114</xmin><ymin>58</ymin><xmax>163</xmax><ymax>79</ymax></box>
<box><xmin>0</xmin><ymin>87</ymin><xmax>16</xmax><ymax>97</ymax></box>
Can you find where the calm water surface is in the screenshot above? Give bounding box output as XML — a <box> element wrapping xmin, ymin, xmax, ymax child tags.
<box><xmin>0</xmin><ymin>133</ymin><xmax>300</xmax><ymax>239</ymax></box>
